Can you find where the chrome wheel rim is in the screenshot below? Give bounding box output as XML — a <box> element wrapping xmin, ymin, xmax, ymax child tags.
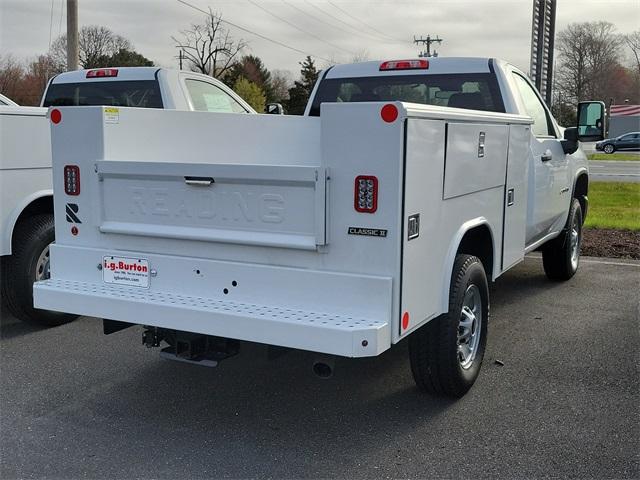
<box><xmin>35</xmin><ymin>243</ymin><xmax>51</xmax><ymax>281</ymax></box>
<box><xmin>604</xmin><ymin>145</ymin><xmax>613</xmax><ymax>153</ymax></box>
<box><xmin>570</xmin><ymin>214</ymin><xmax>581</xmax><ymax>271</ymax></box>
<box><xmin>458</xmin><ymin>284</ymin><xmax>482</xmax><ymax>369</ymax></box>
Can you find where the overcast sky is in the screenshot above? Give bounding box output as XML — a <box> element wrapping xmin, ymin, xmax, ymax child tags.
<box><xmin>1</xmin><ymin>0</ymin><xmax>639</xmax><ymax>75</ymax></box>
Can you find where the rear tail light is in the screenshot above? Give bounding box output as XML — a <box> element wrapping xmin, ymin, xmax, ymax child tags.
<box><xmin>86</xmin><ymin>68</ymin><xmax>118</xmax><ymax>78</ymax></box>
<box><xmin>64</xmin><ymin>165</ymin><xmax>80</xmax><ymax>195</ymax></box>
<box><xmin>355</xmin><ymin>176</ymin><xmax>378</xmax><ymax>213</ymax></box>
<box><xmin>379</xmin><ymin>59</ymin><xmax>429</xmax><ymax>71</ymax></box>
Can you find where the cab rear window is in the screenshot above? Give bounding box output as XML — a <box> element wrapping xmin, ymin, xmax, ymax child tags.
<box><xmin>43</xmin><ymin>80</ymin><xmax>163</xmax><ymax>108</ymax></box>
<box><xmin>309</xmin><ymin>73</ymin><xmax>504</xmax><ymax>116</ymax></box>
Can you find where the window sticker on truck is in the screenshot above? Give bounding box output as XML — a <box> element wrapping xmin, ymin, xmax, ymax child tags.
<box><xmin>104</xmin><ymin>107</ymin><xmax>119</xmax><ymax>124</ymax></box>
<box><xmin>102</xmin><ymin>256</ymin><xmax>149</xmax><ymax>288</ymax></box>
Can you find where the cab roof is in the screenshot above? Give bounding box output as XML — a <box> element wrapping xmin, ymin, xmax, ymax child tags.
<box><xmin>50</xmin><ymin>67</ymin><xmax>161</xmax><ymax>84</ymax></box>
<box><xmin>325</xmin><ymin>57</ymin><xmax>494</xmax><ymax>79</ymax></box>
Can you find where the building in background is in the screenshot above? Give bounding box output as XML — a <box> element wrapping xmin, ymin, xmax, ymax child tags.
<box><xmin>529</xmin><ymin>0</ymin><xmax>556</xmax><ymax>107</ymax></box>
<box><xmin>609</xmin><ymin>105</ymin><xmax>640</xmax><ymax>137</ymax></box>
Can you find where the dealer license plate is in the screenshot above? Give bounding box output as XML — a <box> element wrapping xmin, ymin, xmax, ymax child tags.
<box><xmin>102</xmin><ymin>256</ymin><xmax>150</xmax><ymax>288</ymax></box>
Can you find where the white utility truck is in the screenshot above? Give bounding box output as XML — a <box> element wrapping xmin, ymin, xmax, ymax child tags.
<box><xmin>1</xmin><ymin>67</ymin><xmax>254</xmax><ymax>326</ymax></box>
<box><xmin>34</xmin><ymin>58</ymin><xmax>605</xmax><ymax>397</ymax></box>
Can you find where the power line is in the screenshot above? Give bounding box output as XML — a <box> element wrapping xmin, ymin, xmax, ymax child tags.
<box><xmin>58</xmin><ymin>0</ymin><xmax>65</xmax><ymax>38</ymax></box>
<box><xmin>283</xmin><ymin>0</ymin><xmax>362</xmax><ymax>40</ymax></box>
<box><xmin>48</xmin><ymin>0</ymin><xmax>55</xmax><ymax>49</ymax></box>
<box><xmin>326</xmin><ymin>1</ymin><xmax>406</xmax><ymax>44</ymax></box>
<box><xmin>176</xmin><ymin>0</ymin><xmax>333</xmax><ymax>62</ymax></box>
<box><xmin>303</xmin><ymin>0</ymin><xmax>405</xmax><ymax>45</ymax></box>
<box><xmin>247</xmin><ymin>0</ymin><xmax>355</xmax><ymax>57</ymax></box>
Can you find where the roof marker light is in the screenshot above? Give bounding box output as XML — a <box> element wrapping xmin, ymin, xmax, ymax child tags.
<box><xmin>379</xmin><ymin>59</ymin><xmax>429</xmax><ymax>71</ymax></box>
<box><xmin>86</xmin><ymin>68</ymin><xmax>119</xmax><ymax>78</ymax></box>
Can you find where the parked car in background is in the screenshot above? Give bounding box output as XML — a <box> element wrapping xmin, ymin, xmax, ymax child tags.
<box><xmin>2</xmin><ymin>67</ymin><xmax>255</xmax><ymax>327</ymax></box>
<box><xmin>595</xmin><ymin>131</ymin><xmax>640</xmax><ymax>153</ymax></box>
<box><xmin>0</xmin><ymin>93</ymin><xmax>18</xmax><ymax>106</ymax></box>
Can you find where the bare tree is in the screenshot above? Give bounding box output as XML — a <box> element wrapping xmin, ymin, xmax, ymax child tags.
<box><xmin>351</xmin><ymin>49</ymin><xmax>370</xmax><ymax>63</ymax></box>
<box><xmin>172</xmin><ymin>9</ymin><xmax>245</xmax><ymax>79</ymax></box>
<box><xmin>0</xmin><ymin>55</ymin><xmax>25</xmax><ymax>100</ymax></box>
<box><xmin>270</xmin><ymin>69</ymin><xmax>293</xmax><ymax>103</ymax></box>
<box><xmin>556</xmin><ymin>21</ymin><xmax>623</xmax><ymax>103</ymax></box>
<box><xmin>624</xmin><ymin>31</ymin><xmax>640</xmax><ymax>74</ymax></box>
<box><xmin>50</xmin><ymin>25</ymin><xmax>132</xmax><ymax>69</ymax></box>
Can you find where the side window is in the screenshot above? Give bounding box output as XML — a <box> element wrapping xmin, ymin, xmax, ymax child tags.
<box><xmin>512</xmin><ymin>73</ymin><xmax>554</xmax><ymax>137</ymax></box>
<box><xmin>184</xmin><ymin>79</ymin><xmax>247</xmax><ymax>113</ymax></box>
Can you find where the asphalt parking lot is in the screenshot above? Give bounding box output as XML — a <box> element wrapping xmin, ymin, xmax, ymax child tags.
<box><xmin>1</xmin><ymin>256</ymin><xmax>639</xmax><ymax>479</ymax></box>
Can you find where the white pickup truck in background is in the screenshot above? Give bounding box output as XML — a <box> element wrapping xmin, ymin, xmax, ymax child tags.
<box><xmin>1</xmin><ymin>67</ymin><xmax>254</xmax><ymax>326</ymax></box>
<box><xmin>34</xmin><ymin>57</ymin><xmax>605</xmax><ymax>397</ymax></box>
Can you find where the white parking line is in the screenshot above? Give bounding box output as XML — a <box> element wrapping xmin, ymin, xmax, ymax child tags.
<box><xmin>526</xmin><ymin>254</ymin><xmax>640</xmax><ymax>267</ymax></box>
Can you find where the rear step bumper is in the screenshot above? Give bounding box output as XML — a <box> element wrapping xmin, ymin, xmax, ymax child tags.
<box><xmin>34</xmin><ymin>279</ymin><xmax>391</xmax><ymax>357</ymax></box>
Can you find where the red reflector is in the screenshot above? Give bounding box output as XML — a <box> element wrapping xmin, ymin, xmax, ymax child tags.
<box><xmin>71</xmin><ymin>226</ymin><xmax>79</xmax><ymax>236</ymax></box>
<box><xmin>64</xmin><ymin>165</ymin><xmax>80</xmax><ymax>196</ymax></box>
<box><xmin>402</xmin><ymin>312</ymin><xmax>409</xmax><ymax>330</ymax></box>
<box><xmin>381</xmin><ymin>104</ymin><xmax>398</xmax><ymax>123</ymax></box>
<box><xmin>86</xmin><ymin>68</ymin><xmax>119</xmax><ymax>78</ymax></box>
<box><xmin>50</xmin><ymin>109</ymin><xmax>62</xmax><ymax>124</ymax></box>
<box><xmin>354</xmin><ymin>175</ymin><xmax>378</xmax><ymax>213</ymax></box>
<box><xmin>379</xmin><ymin>59</ymin><xmax>429</xmax><ymax>71</ymax></box>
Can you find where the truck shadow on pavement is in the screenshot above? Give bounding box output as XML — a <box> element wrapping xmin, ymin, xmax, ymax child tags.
<box><xmin>0</xmin><ymin>307</ymin><xmax>43</xmax><ymax>340</ymax></box>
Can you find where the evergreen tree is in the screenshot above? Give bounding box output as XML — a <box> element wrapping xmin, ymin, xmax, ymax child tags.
<box><xmin>233</xmin><ymin>77</ymin><xmax>266</xmax><ymax>113</ymax></box>
<box><xmin>226</xmin><ymin>55</ymin><xmax>274</xmax><ymax>102</ymax></box>
<box><xmin>94</xmin><ymin>49</ymin><xmax>154</xmax><ymax>68</ymax></box>
<box><xmin>286</xmin><ymin>56</ymin><xmax>319</xmax><ymax>115</ymax></box>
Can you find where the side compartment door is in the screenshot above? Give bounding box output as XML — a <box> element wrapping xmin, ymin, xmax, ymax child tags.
<box><xmin>502</xmin><ymin>124</ymin><xmax>530</xmax><ymax>269</ymax></box>
<box><xmin>511</xmin><ymin>73</ymin><xmax>569</xmax><ymax>245</ymax></box>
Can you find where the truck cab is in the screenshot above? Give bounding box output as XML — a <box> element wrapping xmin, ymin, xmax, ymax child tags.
<box><xmin>42</xmin><ymin>67</ymin><xmax>255</xmax><ymax>114</ymax></box>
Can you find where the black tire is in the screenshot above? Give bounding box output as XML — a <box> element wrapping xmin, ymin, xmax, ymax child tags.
<box><xmin>603</xmin><ymin>144</ymin><xmax>615</xmax><ymax>154</ymax></box>
<box><xmin>409</xmin><ymin>254</ymin><xmax>489</xmax><ymax>398</ymax></box>
<box><xmin>1</xmin><ymin>214</ymin><xmax>77</xmax><ymax>326</ymax></box>
<box><xmin>542</xmin><ymin>198</ymin><xmax>583</xmax><ymax>281</ymax></box>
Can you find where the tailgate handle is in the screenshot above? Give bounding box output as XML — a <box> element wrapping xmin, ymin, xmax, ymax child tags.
<box><xmin>184</xmin><ymin>176</ymin><xmax>214</xmax><ymax>186</ymax></box>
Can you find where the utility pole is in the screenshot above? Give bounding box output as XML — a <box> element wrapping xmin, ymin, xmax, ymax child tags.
<box><xmin>67</xmin><ymin>0</ymin><xmax>79</xmax><ymax>70</ymax></box>
<box><xmin>413</xmin><ymin>35</ymin><xmax>442</xmax><ymax>58</ymax></box>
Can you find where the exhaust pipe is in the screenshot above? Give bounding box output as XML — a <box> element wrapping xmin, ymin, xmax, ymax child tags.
<box><xmin>312</xmin><ymin>355</ymin><xmax>335</xmax><ymax>379</ymax></box>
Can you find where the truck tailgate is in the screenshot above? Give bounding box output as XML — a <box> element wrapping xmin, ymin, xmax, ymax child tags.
<box><xmin>97</xmin><ymin>160</ymin><xmax>327</xmax><ymax>250</ymax></box>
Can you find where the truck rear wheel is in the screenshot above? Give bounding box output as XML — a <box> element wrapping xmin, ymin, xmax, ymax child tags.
<box><xmin>1</xmin><ymin>214</ymin><xmax>77</xmax><ymax>326</ymax></box>
<box><xmin>409</xmin><ymin>254</ymin><xmax>489</xmax><ymax>398</ymax></box>
<box><xmin>542</xmin><ymin>198</ymin><xmax>582</xmax><ymax>281</ymax></box>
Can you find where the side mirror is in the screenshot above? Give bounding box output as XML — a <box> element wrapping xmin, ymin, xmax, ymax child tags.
<box><xmin>577</xmin><ymin>101</ymin><xmax>605</xmax><ymax>142</ymax></box>
<box><xmin>265</xmin><ymin>103</ymin><xmax>284</xmax><ymax>115</ymax></box>
<box><xmin>561</xmin><ymin>127</ymin><xmax>579</xmax><ymax>155</ymax></box>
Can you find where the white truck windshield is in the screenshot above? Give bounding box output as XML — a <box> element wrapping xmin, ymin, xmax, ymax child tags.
<box><xmin>309</xmin><ymin>73</ymin><xmax>504</xmax><ymax>116</ymax></box>
<box><xmin>43</xmin><ymin>80</ymin><xmax>163</xmax><ymax>108</ymax></box>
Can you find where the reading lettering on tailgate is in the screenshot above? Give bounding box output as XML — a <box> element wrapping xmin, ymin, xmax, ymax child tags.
<box><xmin>128</xmin><ymin>187</ymin><xmax>286</xmax><ymax>224</ymax></box>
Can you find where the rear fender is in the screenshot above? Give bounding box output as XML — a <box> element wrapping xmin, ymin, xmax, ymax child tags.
<box><xmin>439</xmin><ymin>217</ymin><xmax>495</xmax><ymax>314</ymax></box>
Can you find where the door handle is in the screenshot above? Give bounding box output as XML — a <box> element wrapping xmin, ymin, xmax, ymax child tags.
<box><xmin>184</xmin><ymin>176</ymin><xmax>214</xmax><ymax>186</ymax></box>
<box><xmin>541</xmin><ymin>153</ymin><xmax>553</xmax><ymax>162</ymax></box>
